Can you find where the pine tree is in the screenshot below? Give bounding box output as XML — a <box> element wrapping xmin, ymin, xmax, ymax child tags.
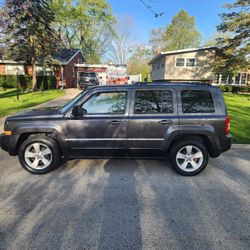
<box><xmin>214</xmin><ymin>0</ymin><xmax>250</xmax><ymax>75</ymax></box>
<box><xmin>0</xmin><ymin>0</ymin><xmax>60</xmax><ymax>90</ymax></box>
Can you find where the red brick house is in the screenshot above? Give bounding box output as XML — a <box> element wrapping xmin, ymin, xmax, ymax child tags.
<box><xmin>0</xmin><ymin>48</ymin><xmax>86</xmax><ymax>88</ymax></box>
<box><xmin>53</xmin><ymin>49</ymin><xmax>86</xmax><ymax>88</ymax></box>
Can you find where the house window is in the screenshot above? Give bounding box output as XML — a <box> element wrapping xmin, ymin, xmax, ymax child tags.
<box><xmin>72</xmin><ymin>67</ymin><xmax>75</xmax><ymax>77</ymax></box>
<box><xmin>176</xmin><ymin>58</ymin><xmax>185</xmax><ymax>67</ymax></box>
<box><xmin>152</xmin><ymin>64</ymin><xmax>155</xmax><ymax>71</ymax></box>
<box><xmin>157</xmin><ymin>61</ymin><xmax>160</xmax><ymax>69</ymax></box>
<box><xmin>186</xmin><ymin>58</ymin><xmax>196</xmax><ymax>67</ymax></box>
<box><xmin>240</xmin><ymin>73</ymin><xmax>247</xmax><ymax>85</ymax></box>
<box><xmin>161</xmin><ymin>58</ymin><xmax>165</xmax><ymax>67</ymax></box>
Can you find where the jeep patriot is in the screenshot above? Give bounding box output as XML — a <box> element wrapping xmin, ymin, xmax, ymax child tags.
<box><xmin>0</xmin><ymin>83</ymin><xmax>231</xmax><ymax>176</ymax></box>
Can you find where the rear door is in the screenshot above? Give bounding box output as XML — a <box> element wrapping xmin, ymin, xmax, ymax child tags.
<box><xmin>127</xmin><ymin>88</ymin><xmax>178</xmax><ymax>156</ymax></box>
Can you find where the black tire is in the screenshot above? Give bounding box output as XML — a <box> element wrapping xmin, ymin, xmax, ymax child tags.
<box><xmin>169</xmin><ymin>139</ymin><xmax>209</xmax><ymax>176</ymax></box>
<box><xmin>18</xmin><ymin>135</ymin><xmax>61</xmax><ymax>174</ymax></box>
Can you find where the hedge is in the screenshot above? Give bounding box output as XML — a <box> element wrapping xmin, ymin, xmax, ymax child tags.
<box><xmin>218</xmin><ymin>85</ymin><xmax>250</xmax><ymax>93</ymax></box>
<box><xmin>0</xmin><ymin>75</ymin><xmax>56</xmax><ymax>90</ymax></box>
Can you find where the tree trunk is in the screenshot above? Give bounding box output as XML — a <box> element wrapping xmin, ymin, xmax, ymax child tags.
<box><xmin>32</xmin><ymin>57</ymin><xmax>37</xmax><ymax>91</ymax></box>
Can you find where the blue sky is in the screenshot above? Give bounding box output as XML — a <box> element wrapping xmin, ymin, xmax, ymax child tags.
<box><xmin>108</xmin><ymin>0</ymin><xmax>233</xmax><ymax>45</ymax></box>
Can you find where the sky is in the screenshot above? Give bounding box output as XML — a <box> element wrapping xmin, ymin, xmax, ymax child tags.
<box><xmin>108</xmin><ymin>0</ymin><xmax>234</xmax><ymax>45</ymax></box>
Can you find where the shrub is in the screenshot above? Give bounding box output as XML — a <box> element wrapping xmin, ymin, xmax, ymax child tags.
<box><xmin>0</xmin><ymin>75</ymin><xmax>56</xmax><ymax>90</ymax></box>
<box><xmin>218</xmin><ymin>85</ymin><xmax>250</xmax><ymax>93</ymax></box>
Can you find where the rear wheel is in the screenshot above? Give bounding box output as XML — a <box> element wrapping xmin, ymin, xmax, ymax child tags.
<box><xmin>169</xmin><ymin>140</ymin><xmax>209</xmax><ymax>176</ymax></box>
<box><xmin>18</xmin><ymin>136</ymin><xmax>61</xmax><ymax>174</ymax></box>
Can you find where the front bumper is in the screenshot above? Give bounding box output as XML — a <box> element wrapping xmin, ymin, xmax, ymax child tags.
<box><xmin>0</xmin><ymin>133</ymin><xmax>18</xmax><ymax>155</ymax></box>
<box><xmin>0</xmin><ymin>133</ymin><xmax>9</xmax><ymax>152</ymax></box>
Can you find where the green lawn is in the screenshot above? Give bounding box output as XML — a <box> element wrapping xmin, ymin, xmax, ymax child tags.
<box><xmin>0</xmin><ymin>88</ymin><xmax>65</xmax><ymax>118</ymax></box>
<box><xmin>224</xmin><ymin>93</ymin><xmax>250</xmax><ymax>144</ymax></box>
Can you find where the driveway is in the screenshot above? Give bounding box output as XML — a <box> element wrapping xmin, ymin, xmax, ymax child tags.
<box><xmin>0</xmin><ymin>90</ymin><xmax>249</xmax><ymax>250</ymax></box>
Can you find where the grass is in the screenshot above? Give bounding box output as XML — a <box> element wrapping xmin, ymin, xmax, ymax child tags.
<box><xmin>0</xmin><ymin>88</ymin><xmax>65</xmax><ymax>118</ymax></box>
<box><xmin>224</xmin><ymin>93</ymin><xmax>250</xmax><ymax>144</ymax></box>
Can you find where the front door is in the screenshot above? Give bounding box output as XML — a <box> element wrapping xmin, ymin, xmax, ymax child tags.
<box><xmin>128</xmin><ymin>88</ymin><xmax>178</xmax><ymax>157</ymax></box>
<box><xmin>65</xmin><ymin>89</ymin><xmax>129</xmax><ymax>157</ymax></box>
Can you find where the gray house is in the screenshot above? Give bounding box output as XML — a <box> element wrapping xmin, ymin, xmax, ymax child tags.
<box><xmin>149</xmin><ymin>46</ymin><xmax>250</xmax><ymax>85</ymax></box>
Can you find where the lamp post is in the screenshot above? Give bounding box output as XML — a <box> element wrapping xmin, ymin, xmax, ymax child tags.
<box><xmin>15</xmin><ymin>67</ymin><xmax>21</xmax><ymax>101</ymax></box>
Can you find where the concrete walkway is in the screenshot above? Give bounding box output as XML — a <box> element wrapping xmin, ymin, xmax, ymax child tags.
<box><xmin>0</xmin><ymin>88</ymin><xmax>81</xmax><ymax>132</ymax></box>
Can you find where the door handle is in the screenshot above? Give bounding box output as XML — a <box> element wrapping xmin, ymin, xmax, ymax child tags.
<box><xmin>158</xmin><ymin>119</ymin><xmax>173</xmax><ymax>125</ymax></box>
<box><xmin>109</xmin><ymin>120</ymin><xmax>123</xmax><ymax>125</ymax></box>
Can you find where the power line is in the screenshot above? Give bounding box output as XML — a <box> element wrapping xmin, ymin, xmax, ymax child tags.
<box><xmin>139</xmin><ymin>0</ymin><xmax>164</xmax><ymax>18</ymax></box>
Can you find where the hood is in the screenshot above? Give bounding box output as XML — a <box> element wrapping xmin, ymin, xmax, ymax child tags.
<box><xmin>6</xmin><ymin>106</ymin><xmax>64</xmax><ymax>121</ymax></box>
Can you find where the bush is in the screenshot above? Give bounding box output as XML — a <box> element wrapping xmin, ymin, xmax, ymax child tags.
<box><xmin>0</xmin><ymin>75</ymin><xmax>56</xmax><ymax>90</ymax></box>
<box><xmin>0</xmin><ymin>75</ymin><xmax>17</xmax><ymax>88</ymax></box>
<box><xmin>218</xmin><ymin>85</ymin><xmax>250</xmax><ymax>93</ymax></box>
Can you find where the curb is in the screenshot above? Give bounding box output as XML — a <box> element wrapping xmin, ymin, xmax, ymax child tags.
<box><xmin>231</xmin><ymin>144</ymin><xmax>250</xmax><ymax>150</ymax></box>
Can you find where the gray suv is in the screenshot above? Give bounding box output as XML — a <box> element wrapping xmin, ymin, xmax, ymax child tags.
<box><xmin>0</xmin><ymin>83</ymin><xmax>231</xmax><ymax>176</ymax></box>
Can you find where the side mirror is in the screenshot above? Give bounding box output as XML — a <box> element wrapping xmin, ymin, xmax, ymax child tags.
<box><xmin>72</xmin><ymin>105</ymin><xmax>87</xmax><ymax>117</ymax></box>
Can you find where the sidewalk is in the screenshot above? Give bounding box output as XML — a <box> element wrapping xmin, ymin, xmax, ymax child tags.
<box><xmin>0</xmin><ymin>88</ymin><xmax>81</xmax><ymax>132</ymax></box>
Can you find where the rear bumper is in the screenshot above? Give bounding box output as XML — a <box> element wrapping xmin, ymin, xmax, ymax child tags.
<box><xmin>220</xmin><ymin>135</ymin><xmax>232</xmax><ymax>153</ymax></box>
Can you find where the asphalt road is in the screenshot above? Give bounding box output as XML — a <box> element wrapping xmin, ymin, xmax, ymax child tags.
<box><xmin>0</xmin><ymin>90</ymin><xmax>249</xmax><ymax>249</ymax></box>
<box><xmin>0</xmin><ymin>148</ymin><xmax>249</xmax><ymax>250</ymax></box>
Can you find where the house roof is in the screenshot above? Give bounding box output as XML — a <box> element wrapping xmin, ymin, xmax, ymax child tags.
<box><xmin>0</xmin><ymin>48</ymin><xmax>86</xmax><ymax>65</ymax></box>
<box><xmin>52</xmin><ymin>49</ymin><xmax>85</xmax><ymax>65</ymax></box>
<box><xmin>148</xmin><ymin>46</ymin><xmax>218</xmax><ymax>65</ymax></box>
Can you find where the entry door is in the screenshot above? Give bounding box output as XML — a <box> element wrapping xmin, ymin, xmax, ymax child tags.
<box><xmin>127</xmin><ymin>89</ymin><xmax>178</xmax><ymax>156</ymax></box>
<box><xmin>66</xmin><ymin>90</ymin><xmax>129</xmax><ymax>157</ymax></box>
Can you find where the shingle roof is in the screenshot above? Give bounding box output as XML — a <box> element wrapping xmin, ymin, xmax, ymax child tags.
<box><xmin>52</xmin><ymin>49</ymin><xmax>85</xmax><ymax>65</ymax></box>
<box><xmin>0</xmin><ymin>48</ymin><xmax>85</xmax><ymax>64</ymax></box>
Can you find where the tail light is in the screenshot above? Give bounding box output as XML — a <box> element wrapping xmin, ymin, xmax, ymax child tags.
<box><xmin>225</xmin><ymin>116</ymin><xmax>230</xmax><ymax>135</ymax></box>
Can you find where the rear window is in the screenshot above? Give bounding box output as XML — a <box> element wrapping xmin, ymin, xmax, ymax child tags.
<box><xmin>134</xmin><ymin>90</ymin><xmax>173</xmax><ymax>114</ymax></box>
<box><xmin>181</xmin><ymin>90</ymin><xmax>215</xmax><ymax>113</ymax></box>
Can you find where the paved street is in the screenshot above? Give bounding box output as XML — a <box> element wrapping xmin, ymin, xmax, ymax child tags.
<box><xmin>0</xmin><ymin>90</ymin><xmax>249</xmax><ymax>250</ymax></box>
<box><xmin>0</xmin><ymin>148</ymin><xmax>249</xmax><ymax>250</ymax></box>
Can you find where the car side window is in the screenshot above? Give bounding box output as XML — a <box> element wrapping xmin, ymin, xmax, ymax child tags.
<box><xmin>134</xmin><ymin>90</ymin><xmax>173</xmax><ymax>114</ymax></box>
<box><xmin>82</xmin><ymin>91</ymin><xmax>127</xmax><ymax>114</ymax></box>
<box><xmin>181</xmin><ymin>90</ymin><xmax>215</xmax><ymax>113</ymax></box>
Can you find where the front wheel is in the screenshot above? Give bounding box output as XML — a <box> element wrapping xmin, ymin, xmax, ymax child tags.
<box><xmin>169</xmin><ymin>140</ymin><xmax>209</xmax><ymax>176</ymax></box>
<box><xmin>18</xmin><ymin>136</ymin><xmax>61</xmax><ymax>174</ymax></box>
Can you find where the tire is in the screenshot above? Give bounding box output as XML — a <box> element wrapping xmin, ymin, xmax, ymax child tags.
<box><xmin>18</xmin><ymin>135</ymin><xmax>61</xmax><ymax>174</ymax></box>
<box><xmin>169</xmin><ymin>139</ymin><xmax>209</xmax><ymax>176</ymax></box>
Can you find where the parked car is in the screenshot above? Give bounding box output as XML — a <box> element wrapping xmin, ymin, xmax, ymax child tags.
<box><xmin>0</xmin><ymin>83</ymin><xmax>231</xmax><ymax>176</ymax></box>
<box><xmin>78</xmin><ymin>72</ymin><xmax>99</xmax><ymax>89</ymax></box>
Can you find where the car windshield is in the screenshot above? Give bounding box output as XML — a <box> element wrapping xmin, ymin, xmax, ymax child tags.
<box><xmin>80</xmin><ymin>72</ymin><xmax>96</xmax><ymax>77</ymax></box>
<box><xmin>60</xmin><ymin>89</ymin><xmax>89</xmax><ymax>113</ymax></box>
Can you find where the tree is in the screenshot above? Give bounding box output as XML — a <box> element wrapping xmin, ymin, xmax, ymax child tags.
<box><xmin>50</xmin><ymin>0</ymin><xmax>115</xmax><ymax>63</ymax></box>
<box><xmin>128</xmin><ymin>45</ymin><xmax>152</xmax><ymax>81</ymax></box>
<box><xmin>204</xmin><ymin>31</ymin><xmax>232</xmax><ymax>46</ymax></box>
<box><xmin>106</xmin><ymin>16</ymin><xmax>134</xmax><ymax>64</ymax></box>
<box><xmin>0</xmin><ymin>0</ymin><xmax>59</xmax><ymax>90</ymax></box>
<box><xmin>214</xmin><ymin>0</ymin><xmax>250</xmax><ymax>75</ymax></box>
<box><xmin>149</xmin><ymin>10</ymin><xmax>201</xmax><ymax>53</ymax></box>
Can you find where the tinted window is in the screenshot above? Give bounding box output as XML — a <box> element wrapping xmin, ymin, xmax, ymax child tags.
<box><xmin>82</xmin><ymin>92</ymin><xmax>127</xmax><ymax>114</ymax></box>
<box><xmin>181</xmin><ymin>90</ymin><xmax>215</xmax><ymax>113</ymax></box>
<box><xmin>134</xmin><ymin>90</ymin><xmax>173</xmax><ymax>114</ymax></box>
<box><xmin>80</xmin><ymin>72</ymin><xmax>96</xmax><ymax>77</ymax></box>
